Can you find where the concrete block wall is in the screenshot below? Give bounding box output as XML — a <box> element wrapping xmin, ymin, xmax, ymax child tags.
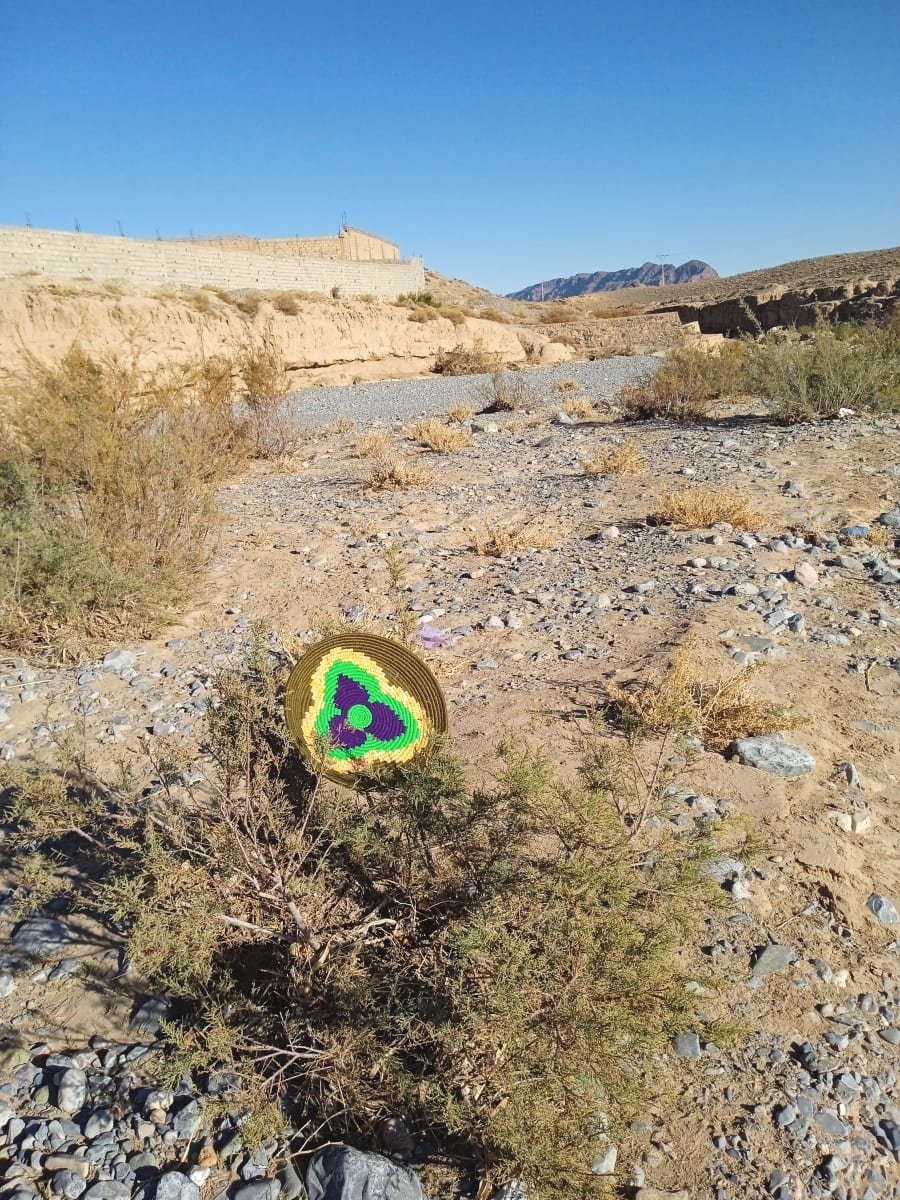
<box><xmin>0</xmin><ymin>227</ymin><xmax>423</xmax><ymax>297</ymax></box>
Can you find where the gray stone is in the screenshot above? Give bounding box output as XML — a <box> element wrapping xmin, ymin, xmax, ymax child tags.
<box><xmin>155</xmin><ymin>1173</ymin><xmax>200</xmax><ymax>1200</ymax></box>
<box><xmin>877</xmin><ymin>1028</ymin><xmax>900</xmax><ymax>1045</ymax></box>
<box><xmin>868</xmin><ymin>893</ymin><xmax>900</xmax><ymax>925</ymax></box>
<box><xmin>276</xmin><ymin>1161</ymin><xmax>307</xmax><ymax>1200</ymax></box>
<box><xmin>476</xmin><ymin>658</ymin><xmax>499</xmax><ymax>671</ymax></box>
<box><xmin>752</xmin><ymin>944</ymin><xmax>797</xmax><ymax>977</ymax></box>
<box><xmin>170</xmin><ymin>1098</ymin><xmax>202</xmax><ymax>1140</ymax></box>
<box><xmin>84</xmin><ymin>1109</ymin><xmax>113</xmax><ymax>1138</ymax></box>
<box><xmin>56</xmin><ymin>1068</ymin><xmax>87</xmax><ymax>1114</ymax></box>
<box><xmin>83</xmin><ymin>1186</ymin><xmax>130</xmax><ymax>1200</ymax></box>
<box><xmin>673</xmin><ymin>1032</ymin><xmax>702</xmax><ymax>1059</ymax></box>
<box><xmin>306</xmin><ymin>1145</ymin><xmax>426</xmax><ymax>1200</ymax></box>
<box><xmin>877</xmin><ymin>508</ymin><xmax>900</xmax><ymax>528</ymax></box>
<box><xmin>814</xmin><ymin>1111</ymin><xmax>849</xmax><ymax>1138</ymax></box>
<box><xmin>732</xmin><ymin>736</ymin><xmax>815</xmax><ymax>778</ymax></box>
<box><xmin>51</xmin><ymin>1172</ymin><xmax>87</xmax><ymax>1199</ymax></box>
<box><xmin>130</xmin><ymin>995</ymin><xmax>170</xmax><ymax>1035</ymax></box>
<box><xmin>591</xmin><ymin>1146</ymin><xmax>618</xmax><ymax>1176</ymax></box>
<box><xmin>101</xmin><ymin>649</ymin><xmax>136</xmax><ymax>674</ymax></box>
<box><xmin>12</xmin><ymin>918</ymin><xmax>71</xmax><ymax>958</ymax></box>
<box><xmin>232</xmin><ymin>1184</ymin><xmax>281</xmax><ymax>1200</ymax></box>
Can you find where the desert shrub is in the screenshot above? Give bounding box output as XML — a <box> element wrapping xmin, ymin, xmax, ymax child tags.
<box><xmin>271</xmin><ymin>291</ymin><xmax>300</xmax><ymax>316</ymax></box>
<box><xmin>479</xmin><ymin>307</ymin><xmax>508</xmax><ymax>323</ymax></box>
<box><xmin>322</xmin><ymin>415</ymin><xmax>357</xmax><ymax>435</ymax></box>
<box><xmin>187</xmin><ymin>288</ymin><xmax>213</xmax><ymax>313</ymax></box>
<box><xmin>553</xmin><ymin>378</ymin><xmax>580</xmax><ymax>394</ymax></box>
<box><xmin>405</xmin><ymin>303</ymin><xmax>440</xmax><ymax>323</ymax></box>
<box><xmin>396</xmin><ymin>291</ymin><xmax>440</xmax><ymax>307</ymax></box>
<box><xmin>432</xmin><ymin>344</ymin><xmax>499</xmax><ymax>376</ymax></box>
<box><xmin>237</xmin><ymin>329</ymin><xmax>295</xmax><ymax>456</ymax></box>
<box><xmin>746</xmin><ymin>318</ymin><xmax>900</xmax><ymax>420</ymax></box>
<box><xmin>550</xmin><ymin>331</ymin><xmax>580</xmax><ymax>348</ymax></box>
<box><xmin>0</xmin><ymin>634</ymin><xmax>721</xmax><ymax>1197</ymax></box>
<box><xmin>353</xmin><ymin>432</ymin><xmax>391</xmax><ymax>458</ymax></box>
<box><xmin>604</xmin><ymin>641</ymin><xmax>793</xmax><ymax>750</ymax></box>
<box><xmin>440</xmin><ymin>305</ymin><xmax>468</xmax><ymax>326</ymax></box>
<box><xmin>582</xmin><ymin>439</ymin><xmax>644</xmax><ymax>475</ymax></box>
<box><xmin>365</xmin><ymin>454</ymin><xmax>434</xmax><ymax>491</ymax></box>
<box><xmin>235</xmin><ymin>290</ymin><xmax>265</xmax><ymax>316</ymax></box>
<box><xmin>539</xmin><ymin>303</ymin><xmax>572</xmax><ymax>324</ymax></box>
<box><xmin>475</xmin><ymin>368</ymin><xmax>538</xmax><ymax>412</ymax></box>
<box><xmin>560</xmin><ymin>394</ymin><xmax>596</xmax><ymax>419</ymax></box>
<box><xmin>447</xmin><ymin>402</ymin><xmax>474</xmax><ymax>423</ymax></box>
<box><xmin>406</xmin><ymin>417</ymin><xmax>471</xmax><ymax>453</ymax></box>
<box><xmin>0</xmin><ymin>347</ymin><xmax>245</xmax><ymax>653</ymax></box>
<box><xmin>651</xmin><ymin>485</ymin><xmax>762</xmax><ymax>531</ymax></box>
<box><xmin>474</xmin><ymin>518</ymin><xmax>554</xmax><ymax>556</ymax></box>
<box><xmin>618</xmin><ymin>344</ymin><xmax>724</xmax><ymax>421</ymax></box>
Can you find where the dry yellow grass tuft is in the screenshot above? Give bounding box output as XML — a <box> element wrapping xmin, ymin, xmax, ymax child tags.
<box><xmin>605</xmin><ymin>644</ymin><xmax>794</xmax><ymax>750</ymax></box>
<box><xmin>553</xmin><ymin>378</ymin><xmax>580</xmax><ymax>394</ymax></box>
<box><xmin>446</xmin><ymin>402</ymin><xmax>475</xmax><ymax>424</ymax></box>
<box><xmin>365</xmin><ymin>454</ymin><xmax>434</xmax><ymax>491</ymax></box>
<box><xmin>474</xmin><ymin>518</ymin><xmax>555</xmax><ymax>557</ymax></box>
<box><xmin>582</xmin><ymin>439</ymin><xmax>645</xmax><ymax>476</ymax></box>
<box><xmin>354</xmin><ymin>431</ymin><xmax>391</xmax><ymax>458</ymax></box>
<box><xmin>406</xmin><ymin>417</ymin><xmax>471</xmax><ymax>454</ymax></box>
<box><xmin>560</xmin><ymin>395</ymin><xmax>596</xmax><ymax>420</ymax></box>
<box><xmin>652</xmin><ymin>485</ymin><xmax>762</xmax><ymax>531</ymax></box>
<box><xmin>323</xmin><ymin>415</ymin><xmax>358</xmax><ymax>435</ymax></box>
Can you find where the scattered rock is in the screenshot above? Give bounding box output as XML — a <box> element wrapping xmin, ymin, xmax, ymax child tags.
<box><xmin>751</xmin><ymin>944</ymin><xmax>797</xmax><ymax>977</ymax></box>
<box><xmin>306</xmin><ymin>1145</ymin><xmax>426</xmax><ymax>1200</ymax></box>
<box><xmin>12</xmin><ymin>918</ymin><xmax>71</xmax><ymax>958</ymax></box>
<box><xmin>731</xmin><ymin>736</ymin><xmax>815</xmax><ymax>778</ymax></box>
<box><xmin>867</xmin><ymin>893</ymin><xmax>900</xmax><ymax>925</ymax></box>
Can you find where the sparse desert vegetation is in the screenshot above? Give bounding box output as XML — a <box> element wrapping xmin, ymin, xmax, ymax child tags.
<box><xmin>1</xmin><ymin>261</ymin><xmax>899</xmax><ymax>1200</ymax></box>
<box><xmin>474</xmin><ymin>517</ymin><xmax>555</xmax><ymax>556</ymax></box>
<box><xmin>651</xmin><ymin>485</ymin><xmax>763</xmax><ymax>531</ymax></box>
<box><xmin>406</xmin><ymin>416</ymin><xmax>472</xmax><ymax>453</ymax></box>
<box><xmin>582</xmin><ymin>438</ymin><xmax>645</xmax><ymax>475</ymax></box>
<box><xmin>365</xmin><ymin>453</ymin><xmax>434</xmax><ymax>490</ymax></box>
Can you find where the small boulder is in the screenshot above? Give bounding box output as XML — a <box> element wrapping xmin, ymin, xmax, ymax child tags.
<box><xmin>731</xmin><ymin>736</ymin><xmax>815</xmax><ymax>778</ymax></box>
<box><xmin>306</xmin><ymin>1146</ymin><xmax>426</xmax><ymax>1200</ymax></box>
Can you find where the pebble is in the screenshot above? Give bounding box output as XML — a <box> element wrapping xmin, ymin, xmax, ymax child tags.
<box><xmin>591</xmin><ymin>1146</ymin><xmax>618</xmax><ymax>1176</ymax></box>
<box><xmin>752</xmin><ymin>944</ymin><xmax>797</xmax><ymax>977</ymax></box>
<box><xmin>155</xmin><ymin>1172</ymin><xmax>200</xmax><ymax>1200</ymax></box>
<box><xmin>673</xmin><ymin>1032</ymin><xmax>702</xmax><ymax>1059</ymax></box>
<box><xmin>55</xmin><ymin>1069</ymin><xmax>87</xmax><ymax>1115</ymax></box>
<box><xmin>867</xmin><ymin>894</ymin><xmax>900</xmax><ymax>925</ymax></box>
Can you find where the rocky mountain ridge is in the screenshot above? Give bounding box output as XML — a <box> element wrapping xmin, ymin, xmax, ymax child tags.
<box><xmin>508</xmin><ymin>259</ymin><xmax>718</xmax><ymax>301</ymax></box>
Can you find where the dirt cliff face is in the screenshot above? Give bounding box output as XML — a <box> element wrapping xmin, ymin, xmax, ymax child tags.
<box><xmin>0</xmin><ymin>279</ymin><xmax>532</xmax><ymax>386</ymax></box>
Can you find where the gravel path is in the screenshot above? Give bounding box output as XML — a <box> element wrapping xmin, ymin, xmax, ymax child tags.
<box><xmin>283</xmin><ymin>354</ymin><xmax>659</xmax><ymax>427</ymax></box>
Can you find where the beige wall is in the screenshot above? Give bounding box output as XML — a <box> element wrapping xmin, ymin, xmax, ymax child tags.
<box><xmin>183</xmin><ymin>227</ymin><xmax>400</xmax><ymax>262</ymax></box>
<box><xmin>0</xmin><ymin>226</ymin><xmax>422</xmax><ymax>297</ymax></box>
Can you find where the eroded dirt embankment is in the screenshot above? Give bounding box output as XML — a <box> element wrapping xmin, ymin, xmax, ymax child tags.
<box><xmin>0</xmin><ymin>278</ymin><xmax>534</xmax><ymax>387</ymax></box>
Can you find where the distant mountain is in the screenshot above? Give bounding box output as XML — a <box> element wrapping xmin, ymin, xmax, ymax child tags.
<box><xmin>508</xmin><ymin>259</ymin><xmax>719</xmax><ymax>301</ymax></box>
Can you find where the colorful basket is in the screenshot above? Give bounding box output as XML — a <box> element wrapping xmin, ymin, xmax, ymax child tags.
<box><xmin>285</xmin><ymin>633</ymin><xmax>448</xmax><ymax>784</ymax></box>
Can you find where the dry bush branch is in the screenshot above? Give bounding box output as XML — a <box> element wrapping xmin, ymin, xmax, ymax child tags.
<box><xmin>474</xmin><ymin>519</ymin><xmax>555</xmax><ymax>556</ymax></box>
<box><xmin>651</xmin><ymin>485</ymin><xmax>762</xmax><ymax>531</ymax></box>
<box><xmin>582</xmin><ymin>439</ymin><xmax>645</xmax><ymax>476</ymax></box>
<box><xmin>406</xmin><ymin>417</ymin><xmax>471</xmax><ymax>453</ymax></box>
<box><xmin>365</xmin><ymin>455</ymin><xmax>434</xmax><ymax>491</ymax></box>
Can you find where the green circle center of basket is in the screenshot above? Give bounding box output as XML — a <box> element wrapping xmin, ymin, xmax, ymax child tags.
<box><xmin>345</xmin><ymin>703</ymin><xmax>373</xmax><ymax>731</ymax></box>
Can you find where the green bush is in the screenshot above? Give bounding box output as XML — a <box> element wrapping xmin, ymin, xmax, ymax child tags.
<box><xmin>1</xmin><ymin>635</ymin><xmax>722</xmax><ymax>1197</ymax></box>
<box><xmin>746</xmin><ymin>317</ymin><xmax>900</xmax><ymax>420</ymax></box>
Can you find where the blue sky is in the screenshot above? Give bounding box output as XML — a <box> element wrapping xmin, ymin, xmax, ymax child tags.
<box><xmin>2</xmin><ymin>0</ymin><xmax>898</xmax><ymax>294</ymax></box>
